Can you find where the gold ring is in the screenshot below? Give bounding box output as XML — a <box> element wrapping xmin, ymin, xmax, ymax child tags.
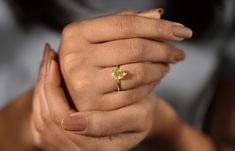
<box><xmin>112</xmin><ymin>65</ymin><xmax>127</xmax><ymax>91</ymax></box>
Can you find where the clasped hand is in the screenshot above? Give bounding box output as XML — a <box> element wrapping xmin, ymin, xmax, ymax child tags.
<box><xmin>31</xmin><ymin>9</ymin><xmax>192</xmax><ymax>151</ymax></box>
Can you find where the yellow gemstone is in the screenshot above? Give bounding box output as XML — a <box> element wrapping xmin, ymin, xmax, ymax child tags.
<box><xmin>112</xmin><ymin>68</ymin><xmax>127</xmax><ymax>80</ymax></box>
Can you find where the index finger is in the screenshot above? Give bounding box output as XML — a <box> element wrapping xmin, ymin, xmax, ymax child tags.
<box><xmin>65</xmin><ymin>15</ymin><xmax>192</xmax><ymax>43</ymax></box>
<box><xmin>44</xmin><ymin>46</ymin><xmax>74</xmax><ymax>125</ymax></box>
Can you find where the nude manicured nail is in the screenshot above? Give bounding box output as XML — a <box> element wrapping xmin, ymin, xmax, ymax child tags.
<box><xmin>62</xmin><ymin>114</ymin><xmax>88</xmax><ymax>132</ymax></box>
<box><xmin>142</xmin><ymin>8</ymin><xmax>164</xmax><ymax>15</ymax></box>
<box><xmin>42</xmin><ymin>44</ymin><xmax>50</xmax><ymax>63</ymax></box>
<box><xmin>172</xmin><ymin>25</ymin><xmax>193</xmax><ymax>39</ymax></box>
<box><xmin>156</xmin><ymin>8</ymin><xmax>164</xmax><ymax>15</ymax></box>
<box><xmin>175</xmin><ymin>52</ymin><xmax>186</xmax><ymax>61</ymax></box>
<box><xmin>139</xmin><ymin>8</ymin><xmax>164</xmax><ymax>18</ymax></box>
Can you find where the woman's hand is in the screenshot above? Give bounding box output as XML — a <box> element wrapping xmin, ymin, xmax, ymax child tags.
<box><xmin>31</xmin><ymin>44</ymin><xmax>160</xmax><ymax>151</ymax></box>
<box><xmin>0</xmin><ymin>89</ymin><xmax>35</xmax><ymax>151</ymax></box>
<box><xmin>59</xmin><ymin>9</ymin><xmax>192</xmax><ymax>111</ymax></box>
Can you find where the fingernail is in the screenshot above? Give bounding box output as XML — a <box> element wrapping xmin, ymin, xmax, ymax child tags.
<box><xmin>44</xmin><ymin>43</ymin><xmax>51</xmax><ymax>60</ymax></box>
<box><xmin>41</xmin><ymin>44</ymin><xmax>50</xmax><ymax>66</ymax></box>
<box><xmin>43</xmin><ymin>44</ymin><xmax>48</xmax><ymax>61</ymax></box>
<box><xmin>175</xmin><ymin>52</ymin><xmax>186</xmax><ymax>61</ymax></box>
<box><xmin>142</xmin><ymin>8</ymin><xmax>164</xmax><ymax>15</ymax></box>
<box><xmin>62</xmin><ymin>114</ymin><xmax>88</xmax><ymax>132</ymax></box>
<box><xmin>40</xmin><ymin>47</ymin><xmax>46</xmax><ymax>69</ymax></box>
<box><xmin>45</xmin><ymin>42</ymin><xmax>51</xmax><ymax>49</ymax></box>
<box><xmin>172</xmin><ymin>25</ymin><xmax>193</xmax><ymax>39</ymax></box>
<box><xmin>47</xmin><ymin>59</ymin><xmax>52</xmax><ymax>75</ymax></box>
<box><xmin>139</xmin><ymin>8</ymin><xmax>164</xmax><ymax>18</ymax></box>
<box><xmin>156</xmin><ymin>8</ymin><xmax>164</xmax><ymax>15</ymax></box>
<box><xmin>46</xmin><ymin>52</ymin><xmax>54</xmax><ymax>75</ymax></box>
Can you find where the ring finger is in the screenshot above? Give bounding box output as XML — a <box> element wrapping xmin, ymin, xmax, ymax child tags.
<box><xmin>95</xmin><ymin>62</ymin><xmax>169</xmax><ymax>93</ymax></box>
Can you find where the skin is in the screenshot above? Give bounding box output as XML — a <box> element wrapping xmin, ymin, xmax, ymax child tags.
<box><xmin>0</xmin><ymin>89</ymin><xmax>35</xmax><ymax>151</ymax></box>
<box><xmin>29</xmin><ymin>10</ymin><xmax>181</xmax><ymax>151</ymax></box>
<box><xmin>58</xmin><ymin>10</ymin><xmax>187</xmax><ymax>113</ymax></box>
<box><xmin>31</xmin><ymin>45</ymin><xmax>157</xmax><ymax>151</ymax></box>
<box><xmin>140</xmin><ymin>77</ymin><xmax>235</xmax><ymax>151</ymax></box>
<box><xmin>0</xmin><ymin>8</ymin><xmax>234</xmax><ymax>151</ymax></box>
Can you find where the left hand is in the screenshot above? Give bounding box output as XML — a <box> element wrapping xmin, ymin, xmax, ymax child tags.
<box><xmin>58</xmin><ymin>9</ymin><xmax>189</xmax><ymax>112</ymax></box>
<box><xmin>30</xmin><ymin>44</ymin><xmax>158</xmax><ymax>151</ymax></box>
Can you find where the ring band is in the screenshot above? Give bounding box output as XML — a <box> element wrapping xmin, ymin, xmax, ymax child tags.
<box><xmin>112</xmin><ymin>65</ymin><xmax>127</xmax><ymax>91</ymax></box>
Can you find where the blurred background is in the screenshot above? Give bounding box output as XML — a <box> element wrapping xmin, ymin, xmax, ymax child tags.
<box><xmin>0</xmin><ymin>0</ymin><xmax>234</xmax><ymax>130</ymax></box>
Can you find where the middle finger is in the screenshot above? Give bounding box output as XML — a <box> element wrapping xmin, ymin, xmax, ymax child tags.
<box><xmin>91</xmin><ymin>38</ymin><xmax>185</xmax><ymax>67</ymax></box>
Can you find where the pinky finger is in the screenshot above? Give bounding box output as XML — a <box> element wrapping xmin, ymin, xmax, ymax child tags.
<box><xmin>97</xmin><ymin>81</ymin><xmax>159</xmax><ymax>111</ymax></box>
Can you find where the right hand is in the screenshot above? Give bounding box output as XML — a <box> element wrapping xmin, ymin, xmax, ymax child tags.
<box><xmin>59</xmin><ymin>9</ymin><xmax>192</xmax><ymax>112</ymax></box>
<box><xmin>30</xmin><ymin>45</ymin><xmax>167</xmax><ymax>151</ymax></box>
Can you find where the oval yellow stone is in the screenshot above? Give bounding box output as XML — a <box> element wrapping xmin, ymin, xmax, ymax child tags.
<box><xmin>112</xmin><ymin>68</ymin><xmax>127</xmax><ymax>80</ymax></box>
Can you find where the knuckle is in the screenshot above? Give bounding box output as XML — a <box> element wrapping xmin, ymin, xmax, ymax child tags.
<box><xmin>60</xmin><ymin>22</ymin><xmax>84</xmax><ymax>57</ymax></box>
<box><xmin>77</xmin><ymin>20</ymin><xmax>96</xmax><ymax>38</ymax></box>
<box><xmin>91</xmin><ymin>112</ymin><xmax>107</xmax><ymax>136</ymax></box>
<box><xmin>61</xmin><ymin>52</ymin><xmax>76</xmax><ymax>69</ymax></box>
<box><xmin>62</xmin><ymin>52</ymin><xmax>83</xmax><ymax>72</ymax></box>
<box><xmin>73</xmin><ymin>78</ymin><xmax>91</xmax><ymax>93</ymax></box>
<box><xmin>116</xmin><ymin>15</ymin><xmax>137</xmax><ymax>35</ymax></box>
<box><xmin>62</xmin><ymin>53</ymin><xmax>91</xmax><ymax>83</ymax></box>
<box><xmin>60</xmin><ymin>22</ymin><xmax>89</xmax><ymax>57</ymax></box>
<box><xmin>62</xmin><ymin>21</ymin><xmax>90</xmax><ymax>42</ymax></box>
<box><xmin>127</xmin><ymin>38</ymin><xmax>145</xmax><ymax>60</ymax></box>
<box><xmin>155</xmin><ymin>20</ymin><xmax>166</xmax><ymax>35</ymax></box>
<box><xmin>62</xmin><ymin>22</ymin><xmax>78</xmax><ymax>37</ymax></box>
<box><xmin>61</xmin><ymin>55</ymin><xmax>92</xmax><ymax>95</ymax></box>
<box><xmin>62</xmin><ymin>21</ymin><xmax>87</xmax><ymax>37</ymax></box>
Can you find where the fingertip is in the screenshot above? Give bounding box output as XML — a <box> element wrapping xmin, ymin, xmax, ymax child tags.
<box><xmin>42</xmin><ymin>44</ymin><xmax>48</xmax><ymax>61</ymax></box>
<box><xmin>172</xmin><ymin>25</ymin><xmax>193</xmax><ymax>40</ymax></box>
<box><xmin>169</xmin><ymin>48</ymin><xmax>187</xmax><ymax>64</ymax></box>
<box><xmin>175</xmin><ymin>51</ymin><xmax>186</xmax><ymax>62</ymax></box>
<box><xmin>38</xmin><ymin>43</ymin><xmax>51</xmax><ymax>81</ymax></box>
<box><xmin>47</xmin><ymin>59</ymin><xmax>61</xmax><ymax>86</ymax></box>
<box><xmin>157</xmin><ymin>8</ymin><xmax>164</xmax><ymax>15</ymax></box>
<box><xmin>138</xmin><ymin>8</ymin><xmax>164</xmax><ymax>19</ymax></box>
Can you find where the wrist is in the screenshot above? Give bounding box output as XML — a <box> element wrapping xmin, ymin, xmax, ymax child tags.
<box><xmin>0</xmin><ymin>88</ymin><xmax>35</xmax><ymax>151</ymax></box>
<box><xmin>150</xmin><ymin>96</ymin><xmax>181</xmax><ymax>139</ymax></box>
<box><xmin>151</xmin><ymin>111</ymin><xmax>184</xmax><ymax>142</ymax></box>
<box><xmin>144</xmin><ymin>95</ymin><xmax>185</xmax><ymax>145</ymax></box>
